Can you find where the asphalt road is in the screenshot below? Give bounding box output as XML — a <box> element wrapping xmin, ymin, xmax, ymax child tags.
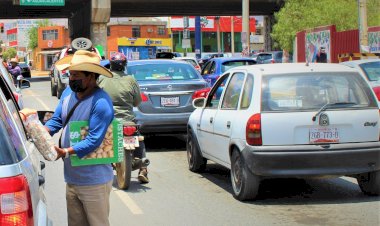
<box><xmin>22</xmin><ymin>76</ymin><xmax>380</xmax><ymax>226</ymax></box>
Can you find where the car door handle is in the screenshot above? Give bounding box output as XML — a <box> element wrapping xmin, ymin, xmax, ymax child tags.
<box><xmin>210</xmin><ymin>117</ymin><xmax>213</xmax><ymax>123</ymax></box>
<box><xmin>227</xmin><ymin>121</ymin><xmax>231</xmax><ymax>129</ymax></box>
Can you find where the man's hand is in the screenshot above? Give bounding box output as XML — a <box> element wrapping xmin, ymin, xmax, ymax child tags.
<box><xmin>19</xmin><ymin>108</ymin><xmax>37</xmax><ymax>121</ymax></box>
<box><xmin>54</xmin><ymin>146</ymin><xmax>66</xmax><ymax>160</ymax></box>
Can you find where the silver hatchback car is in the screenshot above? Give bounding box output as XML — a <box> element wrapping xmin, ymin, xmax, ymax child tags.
<box><xmin>0</xmin><ymin>72</ymin><xmax>52</xmax><ymax>225</ymax></box>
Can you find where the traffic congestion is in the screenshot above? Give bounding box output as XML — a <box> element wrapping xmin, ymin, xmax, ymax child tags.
<box><xmin>0</xmin><ymin>0</ymin><xmax>380</xmax><ymax>225</ymax></box>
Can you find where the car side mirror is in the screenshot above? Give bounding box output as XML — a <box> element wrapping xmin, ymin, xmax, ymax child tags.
<box><xmin>20</xmin><ymin>79</ymin><xmax>30</xmax><ymax>89</ymax></box>
<box><xmin>192</xmin><ymin>98</ymin><xmax>206</xmax><ymax>108</ymax></box>
<box><xmin>37</xmin><ymin>111</ymin><xmax>54</xmax><ymax>125</ymax></box>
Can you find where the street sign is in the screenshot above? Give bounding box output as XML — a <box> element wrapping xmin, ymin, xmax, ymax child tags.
<box><xmin>182</xmin><ymin>39</ymin><xmax>191</xmax><ymax>48</ymax></box>
<box><xmin>20</xmin><ymin>0</ymin><xmax>65</xmax><ymax>6</ymax></box>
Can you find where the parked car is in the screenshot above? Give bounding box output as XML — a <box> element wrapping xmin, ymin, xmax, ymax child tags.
<box><xmin>0</xmin><ymin>71</ymin><xmax>52</xmax><ymax>225</ymax></box>
<box><xmin>155</xmin><ymin>52</ymin><xmax>182</xmax><ymax>59</ymax></box>
<box><xmin>256</xmin><ymin>51</ymin><xmax>290</xmax><ymax>64</ymax></box>
<box><xmin>188</xmin><ymin>63</ymin><xmax>380</xmax><ymax>201</ymax></box>
<box><xmin>173</xmin><ymin>56</ymin><xmax>202</xmax><ymax>73</ymax></box>
<box><xmin>50</xmin><ymin>38</ymin><xmax>101</xmax><ymax>99</ymax></box>
<box><xmin>198</xmin><ymin>53</ymin><xmax>225</xmax><ymax>68</ymax></box>
<box><xmin>201</xmin><ymin>57</ymin><xmax>256</xmax><ymax>86</ymax></box>
<box><xmin>341</xmin><ymin>59</ymin><xmax>380</xmax><ymax>101</ymax></box>
<box><xmin>126</xmin><ymin>59</ymin><xmax>209</xmax><ymax>135</ymax></box>
<box><xmin>0</xmin><ymin>59</ymin><xmax>30</xmax><ymax>108</ymax></box>
<box><xmin>18</xmin><ymin>61</ymin><xmax>31</xmax><ymax>78</ymax></box>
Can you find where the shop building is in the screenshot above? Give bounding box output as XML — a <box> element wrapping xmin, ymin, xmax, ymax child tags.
<box><xmin>107</xmin><ymin>19</ymin><xmax>172</xmax><ymax>60</ymax></box>
<box><xmin>35</xmin><ymin>25</ymin><xmax>70</xmax><ymax>70</ymax></box>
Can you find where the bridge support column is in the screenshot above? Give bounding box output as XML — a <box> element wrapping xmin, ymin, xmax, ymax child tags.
<box><xmin>264</xmin><ymin>15</ymin><xmax>275</xmax><ymax>51</ymax></box>
<box><xmin>68</xmin><ymin>0</ymin><xmax>91</xmax><ymax>40</ymax></box>
<box><xmin>90</xmin><ymin>0</ymin><xmax>111</xmax><ymax>58</ymax></box>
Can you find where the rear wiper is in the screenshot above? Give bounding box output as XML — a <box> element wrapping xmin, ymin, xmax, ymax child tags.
<box><xmin>312</xmin><ymin>102</ymin><xmax>356</xmax><ymax>122</ymax></box>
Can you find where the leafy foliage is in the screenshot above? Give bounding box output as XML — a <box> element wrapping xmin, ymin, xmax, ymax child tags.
<box><xmin>2</xmin><ymin>48</ymin><xmax>17</xmax><ymax>61</ymax></box>
<box><xmin>272</xmin><ymin>0</ymin><xmax>380</xmax><ymax>51</ymax></box>
<box><xmin>27</xmin><ymin>19</ymin><xmax>52</xmax><ymax>50</ymax></box>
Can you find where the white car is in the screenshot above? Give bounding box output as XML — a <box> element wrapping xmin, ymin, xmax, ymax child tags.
<box><xmin>187</xmin><ymin>63</ymin><xmax>380</xmax><ymax>201</ymax></box>
<box><xmin>173</xmin><ymin>57</ymin><xmax>202</xmax><ymax>73</ymax></box>
<box><xmin>340</xmin><ymin>59</ymin><xmax>380</xmax><ymax>87</ymax></box>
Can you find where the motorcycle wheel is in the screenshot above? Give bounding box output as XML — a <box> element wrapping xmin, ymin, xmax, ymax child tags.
<box><xmin>115</xmin><ymin>149</ymin><xmax>133</xmax><ymax>190</ymax></box>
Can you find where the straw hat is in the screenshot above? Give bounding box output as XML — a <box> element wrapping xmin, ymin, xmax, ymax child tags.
<box><xmin>10</xmin><ymin>58</ymin><xmax>18</xmax><ymax>63</ymax></box>
<box><xmin>55</xmin><ymin>50</ymin><xmax>112</xmax><ymax>78</ymax></box>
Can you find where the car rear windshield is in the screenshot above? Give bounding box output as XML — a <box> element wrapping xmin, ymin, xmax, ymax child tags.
<box><xmin>221</xmin><ymin>60</ymin><xmax>255</xmax><ymax>73</ymax></box>
<box><xmin>359</xmin><ymin>61</ymin><xmax>380</xmax><ymax>82</ymax></box>
<box><xmin>128</xmin><ymin>63</ymin><xmax>200</xmax><ymax>81</ymax></box>
<box><xmin>261</xmin><ymin>72</ymin><xmax>378</xmax><ymax>112</ymax></box>
<box><xmin>183</xmin><ymin>59</ymin><xmax>197</xmax><ymax>67</ymax></box>
<box><xmin>258</xmin><ymin>54</ymin><xmax>272</xmax><ymax>60</ymax></box>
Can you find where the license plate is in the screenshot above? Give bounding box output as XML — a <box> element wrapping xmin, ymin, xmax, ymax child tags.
<box><xmin>309</xmin><ymin>128</ymin><xmax>339</xmax><ymax>144</ymax></box>
<box><xmin>123</xmin><ymin>136</ymin><xmax>139</xmax><ymax>146</ymax></box>
<box><xmin>161</xmin><ymin>96</ymin><xmax>179</xmax><ymax>106</ymax></box>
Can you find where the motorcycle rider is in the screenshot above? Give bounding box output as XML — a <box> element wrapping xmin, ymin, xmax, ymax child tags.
<box><xmin>4</xmin><ymin>58</ymin><xmax>22</xmax><ymax>86</ymax></box>
<box><xmin>98</xmin><ymin>52</ymin><xmax>149</xmax><ymax>183</ymax></box>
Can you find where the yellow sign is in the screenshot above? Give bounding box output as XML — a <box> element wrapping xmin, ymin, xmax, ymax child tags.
<box><xmin>118</xmin><ymin>38</ymin><xmax>172</xmax><ymax>47</ymax></box>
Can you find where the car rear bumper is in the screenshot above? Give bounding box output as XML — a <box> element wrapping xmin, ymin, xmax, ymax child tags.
<box><xmin>134</xmin><ymin>111</ymin><xmax>190</xmax><ymax>134</ymax></box>
<box><xmin>242</xmin><ymin>142</ymin><xmax>380</xmax><ymax>177</ymax></box>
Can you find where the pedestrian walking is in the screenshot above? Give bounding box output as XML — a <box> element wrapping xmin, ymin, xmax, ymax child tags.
<box><xmin>44</xmin><ymin>50</ymin><xmax>115</xmax><ymax>226</ymax></box>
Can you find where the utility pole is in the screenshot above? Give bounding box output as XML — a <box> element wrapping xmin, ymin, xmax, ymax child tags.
<box><xmin>231</xmin><ymin>16</ymin><xmax>235</xmax><ymax>54</ymax></box>
<box><xmin>358</xmin><ymin>0</ymin><xmax>368</xmax><ymax>52</ymax></box>
<box><xmin>215</xmin><ymin>16</ymin><xmax>221</xmax><ymax>53</ymax></box>
<box><xmin>242</xmin><ymin>0</ymin><xmax>250</xmax><ymax>54</ymax></box>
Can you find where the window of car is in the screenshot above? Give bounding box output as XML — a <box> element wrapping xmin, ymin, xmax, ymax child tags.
<box><xmin>0</xmin><ymin>91</ymin><xmax>26</xmax><ymax>164</ymax></box>
<box><xmin>128</xmin><ymin>63</ymin><xmax>199</xmax><ymax>80</ymax></box>
<box><xmin>359</xmin><ymin>61</ymin><xmax>380</xmax><ymax>82</ymax></box>
<box><xmin>183</xmin><ymin>59</ymin><xmax>197</xmax><ymax>67</ymax></box>
<box><xmin>209</xmin><ymin>61</ymin><xmax>217</xmax><ymax>74</ymax></box>
<box><xmin>221</xmin><ymin>72</ymin><xmax>245</xmax><ymax>109</ymax></box>
<box><xmin>257</xmin><ymin>54</ymin><xmax>272</xmax><ymax>61</ymax></box>
<box><xmin>221</xmin><ymin>60</ymin><xmax>255</xmax><ymax>73</ymax></box>
<box><xmin>202</xmin><ymin>61</ymin><xmax>213</xmax><ymax>75</ymax></box>
<box><xmin>240</xmin><ymin>74</ymin><xmax>254</xmax><ymax>109</ymax></box>
<box><xmin>205</xmin><ymin>73</ymin><xmax>230</xmax><ymax>109</ymax></box>
<box><xmin>261</xmin><ymin>72</ymin><xmax>377</xmax><ymax>112</ymax></box>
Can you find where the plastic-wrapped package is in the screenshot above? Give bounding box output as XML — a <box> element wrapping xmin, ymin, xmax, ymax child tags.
<box><xmin>25</xmin><ymin>113</ymin><xmax>57</xmax><ymax>161</ymax></box>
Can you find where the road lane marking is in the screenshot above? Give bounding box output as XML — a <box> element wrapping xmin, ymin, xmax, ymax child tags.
<box><xmin>113</xmin><ymin>190</ymin><xmax>143</xmax><ymax>215</ymax></box>
<box><xmin>25</xmin><ymin>90</ymin><xmax>50</xmax><ymax>110</ymax></box>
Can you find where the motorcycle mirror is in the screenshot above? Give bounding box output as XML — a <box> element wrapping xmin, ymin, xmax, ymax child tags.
<box><xmin>37</xmin><ymin>110</ymin><xmax>54</xmax><ymax>125</ymax></box>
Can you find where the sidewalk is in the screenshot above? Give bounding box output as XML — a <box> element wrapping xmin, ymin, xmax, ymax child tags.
<box><xmin>31</xmin><ymin>70</ymin><xmax>50</xmax><ymax>77</ymax></box>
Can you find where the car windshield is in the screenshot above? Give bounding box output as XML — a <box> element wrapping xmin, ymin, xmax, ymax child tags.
<box><xmin>221</xmin><ymin>60</ymin><xmax>255</xmax><ymax>73</ymax></box>
<box><xmin>127</xmin><ymin>63</ymin><xmax>200</xmax><ymax>81</ymax></box>
<box><xmin>360</xmin><ymin>61</ymin><xmax>380</xmax><ymax>82</ymax></box>
<box><xmin>261</xmin><ymin>72</ymin><xmax>377</xmax><ymax>111</ymax></box>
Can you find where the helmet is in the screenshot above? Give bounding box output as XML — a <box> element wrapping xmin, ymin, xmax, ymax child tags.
<box><xmin>110</xmin><ymin>52</ymin><xmax>127</xmax><ymax>71</ymax></box>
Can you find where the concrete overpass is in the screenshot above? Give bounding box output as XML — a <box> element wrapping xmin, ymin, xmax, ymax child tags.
<box><xmin>1</xmin><ymin>0</ymin><xmax>284</xmax><ymax>53</ymax></box>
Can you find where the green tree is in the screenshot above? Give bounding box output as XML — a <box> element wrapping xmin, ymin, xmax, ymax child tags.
<box><xmin>2</xmin><ymin>48</ymin><xmax>17</xmax><ymax>61</ymax></box>
<box><xmin>27</xmin><ymin>19</ymin><xmax>52</xmax><ymax>50</ymax></box>
<box><xmin>271</xmin><ymin>0</ymin><xmax>380</xmax><ymax>51</ymax></box>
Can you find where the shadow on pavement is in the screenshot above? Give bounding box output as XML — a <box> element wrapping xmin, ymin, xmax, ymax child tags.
<box><xmin>199</xmin><ymin>163</ymin><xmax>380</xmax><ymax>205</ymax></box>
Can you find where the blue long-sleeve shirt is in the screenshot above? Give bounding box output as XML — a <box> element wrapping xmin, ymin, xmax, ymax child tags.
<box><xmin>45</xmin><ymin>86</ymin><xmax>115</xmax><ymax>185</ymax></box>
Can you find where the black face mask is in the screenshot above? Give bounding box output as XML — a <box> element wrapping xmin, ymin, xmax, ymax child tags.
<box><xmin>69</xmin><ymin>79</ymin><xmax>87</xmax><ymax>93</ymax></box>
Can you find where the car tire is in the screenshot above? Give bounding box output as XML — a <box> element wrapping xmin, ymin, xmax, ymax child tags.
<box><xmin>230</xmin><ymin>149</ymin><xmax>260</xmax><ymax>201</ymax></box>
<box><xmin>57</xmin><ymin>78</ymin><xmax>65</xmax><ymax>99</ymax></box>
<box><xmin>187</xmin><ymin>132</ymin><xmax>207</xmax><ymax>172</ymax></box>
<box><xmin>115</xmin><ymin>150</ymin><xmax>133</xmax><ymax>190</ymax></box>
<box><xmin>51</xmin><ymin>77</ymin><xmax>57</xmax><ymax>96</ymax></box>
<box><xmin>357</xmin><ymin>170</ymin><xmax>380</xmax><ymax>196</ymax></box>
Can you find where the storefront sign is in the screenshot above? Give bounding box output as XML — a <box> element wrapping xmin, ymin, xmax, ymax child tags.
<box><xmin>118</xmin><ymin>38</ymin><xmax>170</xmax><ymax>47</ymax></box>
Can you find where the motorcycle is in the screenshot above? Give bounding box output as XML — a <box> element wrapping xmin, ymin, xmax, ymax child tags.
<box><xmin>114</xmin><ymin>122</ymin><xmax>150</xmax><ymax>190</ymax></box>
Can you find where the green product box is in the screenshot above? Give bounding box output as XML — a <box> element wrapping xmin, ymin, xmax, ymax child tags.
<box><xmin>69</xmin><ymin>119</ymin><xmax>124</xmax><ymax>166</ymax></box>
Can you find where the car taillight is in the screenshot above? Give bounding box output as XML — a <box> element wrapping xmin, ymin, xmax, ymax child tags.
<box><xmin>192</xmin><ymin>87</ymin><xmax>211</xmax><ymax>99</ymax></box>
<box><xmin>123</xmin><ymin>126</ymin><xmax>137</xmax><ymax>136</ymax></box>
<box><xmin>141</xmin><ymin>93</ymin><xmax>148</xmax><ymax>102</ymax></box>
<box><xmin>246</xmin><ymin>113</ymin><xmax>262</xmax><ymax>146</ymax></box>
<box><xmin>372</xmin><ymin>86</ymin><xmax>380</xmax><ymax>101</ymax></box>
<box><xmin>270</xmin><ymin>59</ymin><xmax>275</xmax><ymax>64</ymax></box>
<box><xmin>0</xmin><ymin>175</ymin><xmax>33</xmax><ymax>226</ymax></box>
